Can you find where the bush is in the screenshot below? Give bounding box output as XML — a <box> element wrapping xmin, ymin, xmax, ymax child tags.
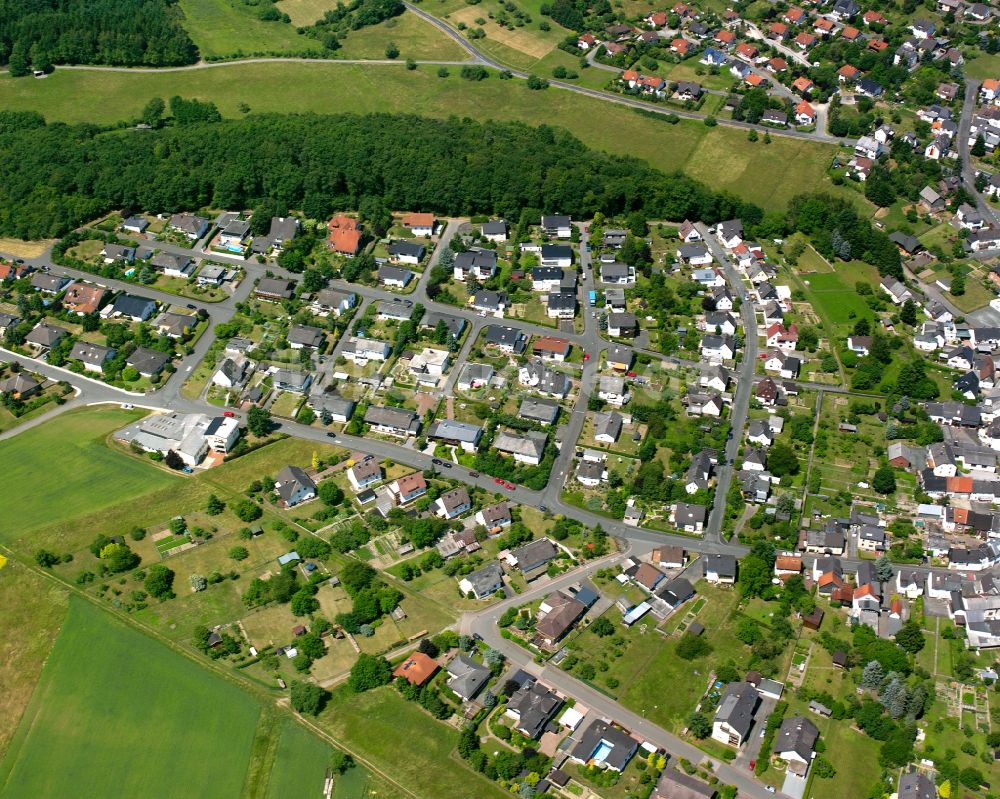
<box><xmin>235</xmin><ymin>500</ymin><xmax>262</xmax><ymax>522</ymax></box>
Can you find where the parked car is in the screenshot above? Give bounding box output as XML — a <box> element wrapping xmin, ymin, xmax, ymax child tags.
<box><xmin>469</xmin><ymin>471</ymin><xmax>480</xmax><ymax>477</ymax></box>
<box><xmin>494</xmin><ymin>477</ymin><xmax>505</xmax><ymax>485</ymax></box>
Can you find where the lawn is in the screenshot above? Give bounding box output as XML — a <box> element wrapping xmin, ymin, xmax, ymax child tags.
<box><xmin>0</xmin><ymin>64</ymin><xmax>846</xmax><ymax>211</ymax></box>
<box><xmin>0</xmin><ymin>406</ymin><xmax>179</xmax><ymax>541</ymax></box>
<box><xmin>0</xmin><ymin>560</ymin><xmax>69</xmax><ymax>761</ymax></box>
<box><xmin>178</xmin><ymin>0</ymin><xmax>324</xmax><ymax>58</ymax></box>
<box><xmin>0</xmin><ymin>598</ymin><xmax>261</xmax><ymax>798</ymax></box>
<box><xmin>616</xmin><ymin>583</ymin><xmax>757</xmax><ymax>732</ymax></box>
<box><xmin>317</xmin><ymin>684</ymin><xmax>511</xmax><ymax>799</ymax></box>
<box><xmin>806</xmin><ymin>716</ymin><xmax>880</xmax><ymax>799</ymax></box>
<box><xmin>265</xmin><ymin>720</ymin><xmax>333</xmax><ymax>799</ymax></box>
<box><xmin>800</xmin><ymin>271</ymin><xmax>872</xmax><ymax>329</ymax></box>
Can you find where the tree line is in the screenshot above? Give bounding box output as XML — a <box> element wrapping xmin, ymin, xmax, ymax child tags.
<box><xmin>0</xmin><ymin>109</ymin><xmax>762</xmax><ymax>240</ymax></box>
<box><xmin>0</xmin><ymin>0</ymin><xmax>197</xmax><ymax>72</ymax></box>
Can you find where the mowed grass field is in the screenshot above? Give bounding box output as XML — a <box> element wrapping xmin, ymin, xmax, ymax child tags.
<box><xmin>0</xmin><ymin>64</ymin><xmax>844</xmax><ymax>210</ymax></box>
<box><xmin>0</xmin><ymin>598</ymin><xmax>260</xmax><ymax>799</ymax></box>
<box><xmin>179</xmin><ymin>0</ymin><xmax>324</xmax><ymax>57</ymax></box>
<box><xmin>265</xmin><ymin>721</ymin><xmax>333</xmax><ymax>799</ymax></box>
<box><xmin>0</xmin><ymin>560</ymin><xmax>68</xmax><ymax>761</ymax></box>
<box><xmin>0</xmin><ymin>406</ymin><xmax>179</xmax><ymax>541</ymax></box>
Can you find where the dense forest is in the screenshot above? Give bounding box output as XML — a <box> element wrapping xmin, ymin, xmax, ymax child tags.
<box><xmin>0</xmin><ymin>110</ymin><xmax>763</xmax><ymax>239</ymax></box>
<box><xmin>0</xmin><ymin>0</ymin><xmax>197</xmax><ymax>71</ymax></box>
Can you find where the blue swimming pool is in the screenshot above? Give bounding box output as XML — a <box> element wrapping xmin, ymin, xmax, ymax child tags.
<box><xmin>592</xmin><ymin>742</ymin><xmax>613</xmax><ymax>763</ymax></box>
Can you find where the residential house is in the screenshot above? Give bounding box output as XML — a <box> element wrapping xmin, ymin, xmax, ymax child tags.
<box><xmin>273</xmin><ymin>465</ymin><xmax>317</xmax><ymax>507</ymax></box>
<box><xmin>435</xmin><ymin>487</ymin><xmax>472</xmax><ymax>519</ymax></box>
<box><xmin>427</xmin><ymin>419</ymin><xmax>483</xmax><ymax>452</ymax></box>
<box><xmin>459</xmin><ymin>562</ymin><xmax>505</xmax><ymax>599</ymax></box>
<box><xmin>401</xmin><ymin>212</ymin><xmax>435</xmax><ymax>236</ymax></box>
<box><xmin>365</xmin><ymin>406</ymin><xmax>421</xmax><ymax>437</ymax></box>
<box><xmin>712</xmin><ymin>682</ymin><xmax>759</xmax><ymax>746</ymax></box>
<box><xmin>493</xmin><ymin>430</ymin><xmax>548</xmax><ymax>465</ymax></box>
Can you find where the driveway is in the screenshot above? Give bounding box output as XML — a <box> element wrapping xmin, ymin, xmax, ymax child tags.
<box><xmin>782</xmin><ymin>769</ymin><xmax>807</xmax><ymax>799</ymax></box>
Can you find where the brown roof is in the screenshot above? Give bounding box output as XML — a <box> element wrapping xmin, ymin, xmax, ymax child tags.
<box><xmin>395</xmin><ymin>472</ymin><xmax>428</xmax><ymax>496</ymax></box>
<box><xmin>535</xmin><ymin>592</ymin><xmax>585</xmax><ymax>643</ymax></box>
<box><xmin>775</xmin><ymin>555</ymin><xmax>802</xmax><ymax>572</ymax></box>
<box><xmin>392</xmin><ymin>651</ymin><xmax>439</xmax><ymax>685</ymax></box>
<box><xmin>63</xmin><ymin>283</ymin><xmax>107</xmax><ymax>314</ymax></box>
<box><xmin>634</xmin><ymin>562</ymin><xmax>666</xmax><ymax>591</ymax></box>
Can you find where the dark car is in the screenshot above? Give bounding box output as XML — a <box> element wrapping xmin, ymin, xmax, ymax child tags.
<box><xmin>186</xmin><ymin>303</ymin><xmax>196</xmax><ymax>309</ymax></box>
<box><xmin>326</xmin><ymin>432</ymin><xmax>337</xmax><ymax>438</ymax></box>
<box><xmin>441</xmin><ymin>461</ymin><xmax>452</xmax><ymax>468</ymax></box>
<box><xmin>539</xmin><ymin>505</ymin><xmax>548</xmax><ymax>512</ymax></box>
<box><xmin>469</xmin><ymin>471</ymin><xmax>480</xmax><ymax>477</ymax></box>
<box><xmin>432</xmin><ymin>458</ymin><xmax>443</xmax><ymax>465</ymax></box>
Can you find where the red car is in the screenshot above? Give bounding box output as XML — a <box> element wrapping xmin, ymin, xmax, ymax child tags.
<box><xmin>223</xmin><ymin>411</ymin><xmax>236</xmax><ymax>418</ymax></box>
<box><xmin>626</xmin><ymin>371</ymin><xmax>637</xmax><ymax>377</ymax></box>
<box><xmin>583</xmin><ymin>353</ymin><xmax>590</xmax><ymax>361</ymax></box>
<box><xmin>494</xmin><ymin>477</ymin><xmax>505</xmax><ymax>485</ymax></box>
<box><xmin>504</xmin><ymin>482</ymin><xmax>516</xmax><ymax>490</ymax></box>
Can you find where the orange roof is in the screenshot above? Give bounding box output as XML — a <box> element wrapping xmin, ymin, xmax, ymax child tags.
<box><xmin>796</xmin><ymin>100</ymin><xmax>815</xmax><ymax>117</ymax></box>
<box><xmin>818</xmin><ymin>571</ymin><xmax>846</xmax><ymax>589</ymax></box>
<box><xmin>641</xmin><ymin>75</ymin><xmax>665</xmax><ymax>87</ymax></box>
<box><xmin>953</xmin><ymin>506</ymin><xmax>970</xmax><ymax>524</ymax></box>
<box><xmin>533</xmin><ymin>336</ymin><xmax>570</xmax><ymax>354</ymax></box>
<box><xmin>775</xmin><ymin>555</ymin><xmax>802</xmax><ymax>571</ymax></box>
<box><xmin>947</xmin><ymin>476</ymin><xmax>973</xmax><ymax>493</ymax></box>
<box><xmin>769</xmin><ymin>57</ymin><xmax>788</xmax><ymax>71</ymax></box>
<box><xmin>650</xmin><ymin>11</ymin><xmax>667</xmax><ymax>24</ymax></box>
<box><xmin>327</xmin><ymin>214</ymin><xmax>359</xmax><ymax>231</ymax></box>
<box><xmin>671</xmin><ymin>38</ymin><xmax>690</xmax><ymax>52</ymax></box>
<box><xmin>868</xmin><ymin>39</ymin><xmax>889</xmax><ymax>51</ymax></box>
<box><xmin>984</xmin><ymin>79</ymin><xmax>1000</xmax><ymax>92</ymax></box>
<box><xmin>392</xmin><ymin>652</ymin><xmax>438</xmax><ymax>686</ymax></box>
<box><xmin>623</xmin><ymin>69</ymin><xmax>640</xmax><ymax>81</ymax></box>
<box><xmin>863</xmin><ymin>10</ymin><xmax>886</xmax><ymax>23</ymax></box>
<box><xmin>736</xmin><ymin>42</ymin><xmax>758</xmax><ymax>58</ymax></box>
<box><xmin>745</xmin><ymin>74</ymin><xmax>765</xmax><ymax>87</ymax></box>
<box><xmin>328</xmin><ymin>227</ymin><xmax>362</xmax><ymax>255</ymax></box>
<box><xmin>842</xmin><ymin>25</ymin><xmax>860</xmax><ymax>39</ymax></box>
<box><xmin>815</xmin><ymin>18</ymin><xmax>834</xmax><ymax>31</ymax></box>
<box><xmin>891</xmin><ymin>597</ymin><xmax>903</xmax><ymax>615</ymax></box>
<box><xmin>716</xmin><ymin>29</ymin><xmax>735</xmax><ymax>43</ymax></box>
<box><xmin>793</xmin><ymin>76</ymin><xmax>813</xmax><ymax>92</ymax></box>
<box><xmin>855</xmin><ymin>583</ymin><xmax>878</xmax><ymax>598</ymax></box>
<box><xmin>63</xmin><ymin>283</ymin><xmax>107</xmax><ymax>314</ymax></box>
<box><xmin>795</xmin><ymin>32</ymin><xmax>816</xmax><ymax>46</ymax></box>
<box><xmin>402</xmin><ymin>212</ymin><xmax>435</xmax><ymax>228</ymax></box>
<box><xmin>770</xmin><ymin>22</ymin><xmax>788</xmax><ymax>35</ymax></box>
<box><xmin>672</xmin><ymin>2</ymin><xmax>689</xmax><ymax>13</ymax></box>
<box><xmin>838</xmin><ymin>64</ymin><xmax>859</xmax><ymax>77</ymax></box>
<box><xmin>785</xmin><ymin>7</ymin><xmax>804</xmax><ymax>21</ymax></box>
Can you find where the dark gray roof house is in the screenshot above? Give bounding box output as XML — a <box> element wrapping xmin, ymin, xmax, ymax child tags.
<box><xmin>484</xmin><ymin>325</ymin><xmax>527</xmax><ymax>353</ymax></box>
<box><xmin>459</xmin><ymin>562</ymin><xmax>505</xmax><ymax>599</ymax></box>
<box><xmin>386</xmin><ymin>241</ymin><xmax>426</xmax><ymax>261</ymax></box>
<box><xmin>274</xmin><ymin>465</ymin><xmax>318</xmax><ymax>507</ymax></box>
<box><xmin>511</xmin><ymin>538</ymin><xmax>558</xmax><ymax>572</ymax></box>
<box><xmin>506</xmin><ymin>679</ymin><xmax>562</xmax><ymax>738</ymax></box>
<box><xmin>446</xmin><ymin>653</ymin><xmax>491</xmax><ymax>700</ymax></box>
<box><xmin>69</xmin><ymin>341</ymin><xmax>114</xmax><ymax>368</ymax></box>
<box><xmin>568</xmin><ymin>718</ymin><xmax>638</xmax><ymax>772</ymax></box>
<box><xmin>713</xmin><ymin>681</ymin><xmax>759</xmax><ymax>743</ymax></box>
<box><xmin>651</xmin><ymin>769</ymin><xmax>716</xmax><ymax>799</ymax></box>
<box><xmin>775</xmin><ymin>716</ymin><xmax>819</xmax><ymax>762</ymax></box>
<box><xmin>111</xmin><ymin>294</ymin><xmax>156</xmax><ymax>322</ymax></box>
<box><xmin>897</xmin><ymin>771</ymin><xmax>936</xmax><ymax>799</ymax></box>
<box><xmin>519</xmin><ymin>397</ymin><xmax>561</xmax><ymax>425</ymax></box>
<box><xmin>126</xmin><ymin>346</ymin><xmax>170</xmax><ymax>376</ymax></box>
<box><xmin>26</xmin><ymin>323</ymin><xmax>68</xmax><ymax>348</ymax></box>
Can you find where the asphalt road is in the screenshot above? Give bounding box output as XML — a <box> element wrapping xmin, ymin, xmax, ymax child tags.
<box><xmin>699</xmin><ymin>224</ymin><xmax>758</xmax><ymax>543</ymax></box>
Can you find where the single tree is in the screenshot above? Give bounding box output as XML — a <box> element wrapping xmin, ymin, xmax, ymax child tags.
<box><xmin>290</xmin><ymin>680</ymin><xmax>328</xmax><ymax>715</ymax></box>
<box><xmin>872</xmin><ymin>466</ymin><xmax>896</xmax><ymax>495</ymax></box>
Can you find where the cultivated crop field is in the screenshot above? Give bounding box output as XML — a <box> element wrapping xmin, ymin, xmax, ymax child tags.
<box><xmin>0</xmin><ymin>599</ymin><xmax>260</xmax><ymax>799</ymax></box>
